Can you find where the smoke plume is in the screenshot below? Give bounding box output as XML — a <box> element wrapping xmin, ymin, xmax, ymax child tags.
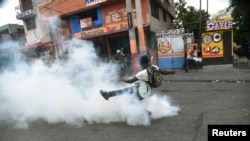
<box><xmin>0</xmin><ymin>38</ymin><xmax>180</xmax><ymax>128</ymax></box>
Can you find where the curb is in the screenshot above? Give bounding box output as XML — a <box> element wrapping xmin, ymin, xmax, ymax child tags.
<box><xmin>164</xmin><ymin>79</ymin><xmax>250</xmax><ymax>83</ymax></box>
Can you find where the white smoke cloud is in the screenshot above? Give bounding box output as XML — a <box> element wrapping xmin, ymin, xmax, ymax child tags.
<box><xmin>0</xmin><ymin>38</ymin><xmax>180</xmax><ymax>128</ymax></box>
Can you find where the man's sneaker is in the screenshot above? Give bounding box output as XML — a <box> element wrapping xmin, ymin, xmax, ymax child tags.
<box><xmin>100</xmin><ymin>90</ymin><xmax>110</xmax><ymax>100</ymax></box>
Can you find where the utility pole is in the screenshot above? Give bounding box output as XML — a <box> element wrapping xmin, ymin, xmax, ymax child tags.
<box><xmin>199</xmin><ymin>0</ymin><xmax>202</xmax><ymax>47</ymax></box>
<box><xmin>135</xmin><ymin>0</ymin><xmax>146</xmax><ymax>53</ymax></box>
<box><xmin>49</xmin><ymin>10</ymin><xmax>58</xmax><ymax>60</ymax></box>
<box><xmin>199</xmin><ymin>0</ymin><xmax>201</xmax><ymax>39</ymax></box>
<box><xmin>207</xmin><ymin>0</ymin><xmax>208</xmax><ymax>13</ymax></box>
<box><xmin>126</xmin><ymin>0</ymin><xmax>138</xmax><ymax>74</ymax></box>
<box><xmin>42</xmin><ymin>5</ymin><xmax>64</xmax><ymax>60</ymax></box>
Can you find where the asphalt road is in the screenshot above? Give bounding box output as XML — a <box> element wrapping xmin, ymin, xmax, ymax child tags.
<box><xmin>0</xmin><ymin>80</ymin><xmax>249</xmax><ymax>141</ymax></box>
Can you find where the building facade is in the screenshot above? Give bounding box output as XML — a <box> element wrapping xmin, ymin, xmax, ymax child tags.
<box><xmin>16</xmin><ymin>0</ymin><xmax>52</xmax><ymax>45</ymax></box>
<box><xmin>17</xmin><ymin>0</ymin><xmax>175</xmax><ymax>63</ymax></box>
<box><xmin>0</xmin><ymin>24</ymin><xmax>26</xmax><ymax>69</ymax></box>
<box><xmin>0</xmin><ymin>24</ymin><xmax>25</xmax><ymax>44</ymax></box>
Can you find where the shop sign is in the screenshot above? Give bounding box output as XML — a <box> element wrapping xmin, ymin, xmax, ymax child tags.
<box><xmin>206</xmin><ymin>17</ymin><xmax>233</xmax><ymax>31</ymax></box>
<box><xmin>80</xmin><ymin>27</ymin><xmax>104</xmax><ymax>37</ymax></box>
<box><xmin>127</xmin><ymin>12</ymin><xmax>133</xmax><ymax>29</ymax></box>
<box><xmin>103</xmin><ymin>2</ymin><xmax>137</xmax><ymax>26</ymax></box>
<box><xmin>104</xmin><ymin>8</ymin><xmax>129</xmax><ymax>24</ymax></box>
<box><xmin>16</xmin><ymin>9</ymin><xmax>33</xmax><ymax>19</ymax></box>
<box><xmin>85</xmin><ymin>0</ymin><xmax>106</xmax><ymax>7</ymax></box>
<box><xmin>156</xmin><ymin>28</ymin><xmax>185</xmax><ymax>38</ymax></box>
<box><xmin>77</xmin><ymin>23</ymin><xmax>128</xmax><ymax>38</ymax></box>
<box><xmin>202</xmin><ymin>31</ymin><xmax>224</xmax><ymax>58</ymax></box>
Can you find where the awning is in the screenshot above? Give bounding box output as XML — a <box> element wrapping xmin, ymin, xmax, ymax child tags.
<box><xmin>81</xmin><ymin>24</ymin><xmax>150</xmax><ymax>39</ymax></box>
<box><xmin>19</xmin><ymin>41</ymin><xmax>54</xmax><ymax>51</ymax></box>
<box><xmin>81</xmin><ymin>28</ymin><xmax>128</xmax><ymax>40</ymax></box>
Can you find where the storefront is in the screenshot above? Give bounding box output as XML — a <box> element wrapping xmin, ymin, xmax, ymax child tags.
<box><xmin>18</xmin><ymin>41</ymin><xmax>56</xmax><ymax>64</ymax></box>
<box><xmin>85</xmin><ymin>31</ymin><xmax>131</xmax><ymax>62</ymax></box>
<box><xmin>202</xmin><ymin>17</ymin><xmax>234</xmax><ymax>66</ymax></box>
<box><xmin>40</xmin><ymin>0</ymin><xmax>174</xmax><ymax>67</ymax></box>
<box><xmin>67</xmin><ymin>1</ymin><xmax>150</xmax><ymax>61</ymax></box>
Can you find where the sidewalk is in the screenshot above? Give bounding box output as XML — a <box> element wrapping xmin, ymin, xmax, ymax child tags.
<box><xmin>165</xmin><ymin>68</ymin><xmax>250</xmax><ymax>82</ymax></box>
<box><xmin>123</xmin><ymin>64</ymin><xmax>250</xmax><ymax>82</ymax></box>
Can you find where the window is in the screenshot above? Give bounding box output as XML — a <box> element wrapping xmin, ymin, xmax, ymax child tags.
<box><xmin>21</xmin><ymin>0</ymin><xmax>33</xmax><ymax>11</ymax></box>
<box><xmin>78</xmin><ymin>8</ymin><xmax>99</xmax><ymax>28</ymax></box>
<box><xmin>170</xmin><ymin>17</ymin><xmax>174</xmax><ymax>27</ymax></box>
<box><xmin>79</xmin><ymin>8</ymin><xmax>98</xmax><ymax>21</ymax></box>
<box><xmin>24</xmin><ymin>17</ymin><xmax>36</xmax><ymax>30</ymax></box>
<box><xmin>163</xmin><ymin>10</ymin><xmax>167</xmax><ymax>22</ymax></box>
<box><xmin>163</xmin><ymin>14</ymin><xmax>167</xmax><ymax>22</ymax></box>
<box><xmin>150</xmin><ymin>0</ymin><xmax>159</xmax><ymax>19</ymax></box>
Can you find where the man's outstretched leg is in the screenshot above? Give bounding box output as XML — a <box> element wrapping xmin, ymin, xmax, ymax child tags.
<box><xmin>100</xmin><ymin>86</ymin><xmax>137</xmax><ymax>100</ymax></box>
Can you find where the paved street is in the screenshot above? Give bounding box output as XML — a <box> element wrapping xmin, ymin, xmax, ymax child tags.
<box><xmin>0</xmin><ymin>68</ymin><xmax>249</xmax><ymax>141</ymax></box>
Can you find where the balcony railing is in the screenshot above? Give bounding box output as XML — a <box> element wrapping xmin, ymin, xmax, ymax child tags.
<box><xmin>16</xmin><ymin>9</ymin><xmax>36</xmax><ymax>20</ymax></box>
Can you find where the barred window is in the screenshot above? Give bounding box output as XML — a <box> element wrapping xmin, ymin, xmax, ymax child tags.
<box><xmin>150</xmin><ymin>0</ymin><xmax>159</xmax><ymax>19</ymax></box>
<box><xmin>163</xmin><ymin>10</ymin><xmax>167</xmax><ymax>22</ymax></box>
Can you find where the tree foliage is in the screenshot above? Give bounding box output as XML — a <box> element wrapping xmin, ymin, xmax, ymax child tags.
<box><xmin>173</xmin><ymin>0</ymin><xmax>210</xmax><ymax>42</ymax></box>
<box><xmin>229</xmin><ymin>0</ymin><xmax>250</xmax><ymax>43</ymax></box>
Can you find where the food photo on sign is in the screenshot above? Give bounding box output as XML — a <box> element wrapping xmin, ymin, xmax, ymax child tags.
<box><xmin>202</xmin><ymin>31</ymin><xmax>224</xmax><ymax>58</ymax></box>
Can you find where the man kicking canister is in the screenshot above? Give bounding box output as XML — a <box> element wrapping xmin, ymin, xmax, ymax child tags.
<box><xmin>100</xmin><ymin>55</ymin><xmax>175</xmax><ymax>101</ymax></box>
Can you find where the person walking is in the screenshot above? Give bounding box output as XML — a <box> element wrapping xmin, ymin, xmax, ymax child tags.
<box><xmin>186</xmin><ymin>46</ymin><xmax>198</xmax><ymax>72</ymax></box>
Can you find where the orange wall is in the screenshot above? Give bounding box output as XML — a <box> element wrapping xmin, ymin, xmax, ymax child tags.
<box><xmin>75</xmin><ymin>0</ymin><xmax>150</xmax><ymax>38</ymax></box>
<box><xmin>40</xmin><ymin>0</ymin><xmax>111</xmax><ymax>17</ymax></box>
<box><xmin>40</xmin><ymin>0</ymin><xmax>85</xmax><ymax>17</ymax></box>
<box><xmin>40</xmin><ymin>0</ymin><xmax>149</xmax><ymax>22</ymax></box>
<box><xmin>102</xmin><ymin>2</ymin><xmax>133</xmax><ymax>26</ymax></box>
<box><xmin>39</xmin><ymin>0</ymin><xmax>150</xmax><ymax>38</ymax></box>
<box><xmin>102</xmin><ymin>1</ymin><xmax>149</xmax><ymax>26</ymax></box>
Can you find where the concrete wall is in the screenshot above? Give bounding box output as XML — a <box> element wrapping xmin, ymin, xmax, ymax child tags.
<box><xmin>149</xmin><ymin>0</ymin><xmax>174</xmax><ymax>32</ymax></box>
<box><xmin>23</xmin><ymin>1</ymin><xmax>52</xmax><ymax>45</ymax></box>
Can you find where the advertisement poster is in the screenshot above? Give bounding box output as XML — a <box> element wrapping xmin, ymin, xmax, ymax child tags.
<box><xmin>157</xmin><ymin>36</ymin><xmax>172</xmax><ymax>54</ymax></box>
<box><xmin>187</xmin><ymin>43</ymin><xmax>198</xmax><ymax>58</ymax></box>
<box><xmin>202</xmin><ymin>31</ymin><xmax>223</xmax><ymax>58</ymax></box>
<box><xmin>156</xmin><ymin>28</ymin><xmax>185</xmax><ymax>56</ymax></box>
<box><xmin>80</xmin><ymin>17</ymin><xmax>92</xmax><ymax>28</ymax></box>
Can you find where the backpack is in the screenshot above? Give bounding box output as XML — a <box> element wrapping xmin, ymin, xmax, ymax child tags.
<box><xmin>146</xmin><ymin>65</ymin><xmax>163</xmax><ymax>88</ymax></box>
